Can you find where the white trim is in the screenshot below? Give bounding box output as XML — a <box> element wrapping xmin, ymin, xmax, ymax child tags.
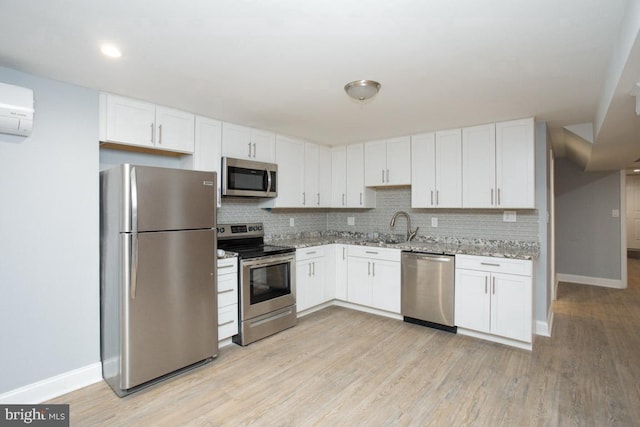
<box><xmin>456</xmin><ymin>328</ymin><xmax>532</xmax><ymax>351</ymax></box>
<box><xmin>535</xmin><ymin>308</ymin><xmax>554</xmax><ymax>337</ymax></box>
<box><xmin>0</xmin><ymin>362</ymin><xmax>102</xmax><ymax>404</ymax></box>
<box><xmin>297</xmin><ymin>301</ymin><xmax>334</xmax><ymax>318</ymax></box>
<box><xmin>620</xmin><ymin>171</ymin><xmax>628</xmax><ymax>289</ymax></box>
<box><xmin>557</xmin><ymin>273</ymin><xmax>625</xmax><ymax>289</ymax></box>
<box><xmin>332</xmin><ymin>300</ymin><xmax>403</xmax><ymax>320</ymax></box>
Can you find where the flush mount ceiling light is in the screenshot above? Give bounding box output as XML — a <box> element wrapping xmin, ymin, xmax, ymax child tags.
<box><xmin>344</xmin><ymin>80</ymin><xmax>381</xmax><ymax>101</ymax></box>
<box><xmin>100</xmin><ymin>43</ymin><xmax>122</xmax><ymax>59</ymax></box>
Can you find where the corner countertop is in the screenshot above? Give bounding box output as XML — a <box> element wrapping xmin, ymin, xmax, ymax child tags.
<box><xmin>266</xmin><ymin>231</ymin><xmax>539</xmax><ymax>260</ymax></box>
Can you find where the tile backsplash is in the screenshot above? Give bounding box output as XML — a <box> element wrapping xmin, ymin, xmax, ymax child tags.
<box><xmin>218</xmin><ymin>187</ymin><xmax>539</xmax><ymax>241</ymax></box>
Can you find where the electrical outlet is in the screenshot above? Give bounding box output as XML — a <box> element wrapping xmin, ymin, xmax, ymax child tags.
<box><xmin>612</xmin><ymin>209</ymin><xmax>620</xmax><ymax>218</ymax></box>
<box><xmin>431</xmin><ymin>217</ymin><xmax>438</xmax><ymax>228</ymax></box>
<box><xmin>503</xmin><ymin>211</ymin><xmax>517</xmax><ymax>222</ymax></box>
<box><xmin>289</xmin><ymin>218</ymin><xmax>295</xmax><ymax>227</ymax></box>
<box><xmin>347</xmin><ymin>217</ymin><xmax>355</xmax><ymax>226</ymax></box>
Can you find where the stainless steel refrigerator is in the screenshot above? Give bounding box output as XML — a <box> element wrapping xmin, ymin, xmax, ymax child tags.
<box><xmin>100</xmin><ymin>164</ymin><xmax>217</xmax><ymax>397</ymax></box>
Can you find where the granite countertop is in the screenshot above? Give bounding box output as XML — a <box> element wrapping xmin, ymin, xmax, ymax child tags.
<box><xmin>267</xmin><ymin>231</ymin><xmax>539</xmax><ymax>260</ymax></box>
<box><xmin>217</xmin><ymin>250</ymin><xmax>238</xmax><ymax>260</ymax></box>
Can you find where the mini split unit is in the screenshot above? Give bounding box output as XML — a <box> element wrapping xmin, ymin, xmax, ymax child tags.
<box><xmin>0</xmin><ymin>82</ymin><xmax>34</xmax><ymax>136</ymax></box>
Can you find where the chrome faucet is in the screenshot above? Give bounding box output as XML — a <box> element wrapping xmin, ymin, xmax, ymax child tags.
<box><xmin>389</xmin><ymin>211</ymin><xmax>419</xmax><ymax>242</ymax></box>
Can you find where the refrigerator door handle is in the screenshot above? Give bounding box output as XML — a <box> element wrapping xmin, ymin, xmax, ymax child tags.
<box><xmin>130</xmin><ymin>166</ymin><xmax>138</xmax><ymax>234</ymax></box>
<box><xmin>131</xmin><ymin>234</ymin><xmax>139</xmax><ymax>300</ymax></box>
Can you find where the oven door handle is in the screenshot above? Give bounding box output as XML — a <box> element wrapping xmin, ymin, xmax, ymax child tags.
<box><xmin>242</xmin><ymin>253</ymin><xmax>294</xmax><ymax>268</ymax></box>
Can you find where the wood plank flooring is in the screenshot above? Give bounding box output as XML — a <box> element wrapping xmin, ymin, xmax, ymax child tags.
<box><xmin>49</xmin><ymin>259</ymin><xmax>640</xmax><ymax>426</ymax></box>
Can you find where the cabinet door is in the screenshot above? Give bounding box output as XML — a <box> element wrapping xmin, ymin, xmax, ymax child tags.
<box><xmin>331</xmin><ymin>147</ymin><xmax>347</xmax><ymax>207</ymax></box>
<box><xmin>317</xmin><ymin>145</ymin><xmax>332</xmax><ymax>207</ymax></box>
<box><xmin>105</xmin><ymin>94</ymin><xmax>156</xmax><ymax>148</ymax></box>
<box><xmin>371</xmin><ymin>260</ymin><xmax>401</xmax><ymax>313</ymax></box>
<box><xmin>434</xmin><ymin>129</ymin><xmax>462</xmax><ymax>208</ymax></box>
<box><xmin>347</xmin><ymin>257</ymin><xmax>372</xmax><ymax>306</ymax></box>
<box><xmin>274</xmin><ymin>135</ymin><xmax>305</xmax><ymax>207</ymax></box>
<box><xmin>308</xmin><ymin>259</ymin><xmax>326</xmax><ymax>307</ymax></box>
<box><xmin>334</xmin><ymin>244</ymin><xmax>348</xmax><ymax>301</ymax></box>
<box><xmin>221</xmin><ymin>123</ymin><xmax>252</xmax><ymax>159</ymax></box>
<box><xmin>251</xmin><ymin>129</ymin><xmax>276</xmax><ymax>162</ymax></box>
<box><xmin>462</xmin><ymin>124</ymin><xmax>495</xmax><ymax>208</ymax></box>
<box><xmin>296</xmin><ymin>259</ymin><xmax>312</xmax><ymax>312</ymax></box>
<box><xmin>155</xmin><ymin>106</ymin><xmax>195</xmax><ymax>153</ymax></box>
<box><xmin>193</xmin><ymin>117</ymin><xmax>222</xmax><ymax>207</ymax></box>
<box><xmin>454</xmin><ymin>268</ymin><xmax>490</xmax><ymax>333</ymax></box>
<box><xmin>411</xmin><ymin>133</ymin><xmax>436</xmax><ymax>208</ymax></box>
<box><xmin>364</xmin><ymin>139</ymin><xmax>387</xmax><ymax>186</ymax></box>
<box><xmin>304</xmin><ymin>142</ymin><xmax>319</xmax><ymax>207</ymax></box>
<box><xmin>490</xmin><ymin>272</ymin><xmax>532</xmax><ymax>342</ymax></box>
<box><xmin>496</xmin><ymin>118</ymin><xmax>535</xmax><ymax>208</ymax></box>
<box><xmin>346</xmin><ymin>144</ymin><xmax>366</xmax><ymax>207</ymax></box>
<box><xmin>386</xmin><ymin>136</ymin><xmax>411</xmax><ymax>185</ymax></box>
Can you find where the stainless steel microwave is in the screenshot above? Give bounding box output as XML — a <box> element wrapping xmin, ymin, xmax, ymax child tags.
<box><xmin>221</xmin><ymin>157</ymin><xmax>277</xmax><ymax>198</ymax></box>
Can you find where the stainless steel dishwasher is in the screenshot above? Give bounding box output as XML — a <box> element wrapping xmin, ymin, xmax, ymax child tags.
<box><xmin>401</xmin><ymin>251</ymin><xmax>456</xmax><ymax>333</ymax></box>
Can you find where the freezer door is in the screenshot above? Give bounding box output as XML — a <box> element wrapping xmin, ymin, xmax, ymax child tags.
<box><xmin>122</xmin><ymin>229</ymin><xmax>217</xmax><ymax>390</ymax></box>
<box><xmin>127</xmin><ymin>165</ymin><xmax>216</xmax><ymax>232</ymax></box>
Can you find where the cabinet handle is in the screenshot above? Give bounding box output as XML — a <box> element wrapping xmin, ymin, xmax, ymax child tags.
<box><xmin>308</xmin><ymin>263</ymin><xmax>312</xmax><ymax>277</ymax></box>
<box><xmin>342</xmin><ymin>193</ymin><xmax>345</xmax><ymax>206</ymax></box>
<box><xmin>436</xmin><ymin>190</ymin><xmax>439</xmax><ymax>206</ymax></box>
<box><xmin>253</xmin><ymin>143</ymin><xmax>257</xmax><ymax>158</ymax></box>
<box><xmin>430</xmin><ymin>190</ymin><xmax>434</xmax><ymax>206</ymax></box>
<box><xmin>312</xmin><ymin>261</ymin><xmax>315</xmax><ymax>276</ymax></box>
<box><xmin>484</xmin><ymin>276</ymin><xmax>488</xmax><ymax>294</ymax></box>
<box><xmin>150</xmin><ymin>123</ymin><xmax>154</xmax><ymax>143</ymax></box>
<box><xmin>158</xmin><ymin>124</ymin><xmax>162</xmax><ymax>144</ymax></box>
<box><xmin>302</xmin><ymin>192</ymin><xmax>306</xmax><ymax>205</ymax></box>
<box><xmin>342</xmin><ymin>247</ymin><xmax>346</xmax><ymax>260</ymax></box>
<box><xmin>481</xmin><ymin>262</ymin><xmax>501</xmax><ymax>267</ymax></box>
<box><xmin>218</xmin><ymin>319</ymin><xmax>235</xmax><ymax>327</ymax></box>
<box><xmin>306</xmin><ymin>251</ymin><xmax>317</xmax><ymax>255</ymax></box>
<box><xmin>317</xmin><ymin>193</ymin><xmax>320</xmax><ymax>206</ymax></box>
<box><xmin>492</xmin><ymin>277</ymin><xmax>496</xmax><ymax>294</ymax></box>
<box><xmin>218</xmin><ymin>264</ymin><xmax>235</xmax><ymax>269</ymax></box>
<box><xmin>219</xmin><ymin>288</ymin><xmax>235</xmax><ymax>294</ymax></box>
<box><xmin>381</xmin><ymin>169</ymin><xmax>385</xmax><ymax>183</ymax></box>
<box><xmin>248</xmin><ymin>142</ymin><xmax>252</xmax><ymax>157</ymax></box>
<box><xmin>372</xmin><ymin>262</ymin><xmax>375</xmax><ymax>277</ymax></box>
<box><xmin>368</xmin><ymin>261</ymin><xmax>371</xmax><ymax>276</ymax></box>
<box><xmin>360</xmin><ymin>192</ymin><xmax>363</xmax><ymax>205</ymax></box>
<box><xmin>491</xmin><ymin>188</ymin><xmax>494</xmax><ymax>205</ymax></box>
<box><xmin>365</xmin><ymin>251</ymin><xmax>379</xmax><ymax>254</ymax></box>
<box><xmin>497</xmin><ymin>188</ymin><xmax>501</xmax><ymax>205</ymax></box>
<box><xmin>386</xmin><ymin>169</ymin><xmax>389</xmax><ymax>183</ymax></box>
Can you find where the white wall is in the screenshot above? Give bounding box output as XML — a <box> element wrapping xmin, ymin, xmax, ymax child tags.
<box><xmin>0</xmin><ymin>67</ymin><xmax>99</xmax><ymax>394</ymax></box>
<box><xmin>534</xmin><ymin>122</ymin><xmax>550</xmax><ymax>326</ymax></box>
<box><xmin>555</xmin><ymin>158</ymin><xmax>622</xmax><ymax>282</ymax></box>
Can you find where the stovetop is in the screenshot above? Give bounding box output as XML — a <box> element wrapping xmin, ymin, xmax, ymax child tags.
<box><xmin>217</xmin><ymin>222</ymin><xmax>295</xmax><ymax>259</ymax></box>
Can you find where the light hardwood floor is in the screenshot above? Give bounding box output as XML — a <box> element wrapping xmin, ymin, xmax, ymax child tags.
<box><xmin>49</xmin><ymin>259</ymin><xmax>640</xmax><ymax>426</ymax></box>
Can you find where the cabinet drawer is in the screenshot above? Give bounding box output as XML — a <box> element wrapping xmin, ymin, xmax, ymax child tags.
<box><xmin>217</xmin><ymin>257</ymin><xmax>238</xmax><ymax>273</ymax></box>
<box><xmin>348</xmin><ymin>245</ymin><xmax>401</xmax><ymax>262</ymax></box>
<box><xmin>455</xmin><ymin>254</ymin><xmax>532</xmax><ymax>276</ymax></box>
<box><xmin>295</xmin><ymin>246</ymin><xmax>325</xmax><ymax>262</ymax></box>
<box><xmin>218</xmin><ymin>304</ymin><xmax>238</xmax><ymax>340</ymax></box>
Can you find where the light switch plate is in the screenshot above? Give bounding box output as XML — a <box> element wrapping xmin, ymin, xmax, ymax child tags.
<box><xmin>612</xmin><ymin>209</ymin><xmax>620</xmax><ymax>218</ymax></box>
<box><xmin>503</xmin><ymin>211</ymin><xmax>517</xmax><ymax>222</ymax></box>
<box><xmin>431</xmin><ymin>217</ymin><xmax>438</xmax><ymax>228</ymax></box>
<box><xmin>289</xmin><ymin>218</ymin><xmax>295</xmax><ymax>227</ymax></box>
<box><xmin>347</xmin><ymin>217</ymin><xmax>355</xmax><ymax>226</ymax></box>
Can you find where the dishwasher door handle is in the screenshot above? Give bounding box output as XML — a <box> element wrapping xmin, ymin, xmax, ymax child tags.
<box><xmin>412</xmin><ymin>254</ymin><xmax>452</xmax><ymax>263</ymax></box>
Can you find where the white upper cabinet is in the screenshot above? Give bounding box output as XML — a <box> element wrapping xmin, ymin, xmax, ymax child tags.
<box><xmin>462</xmin><ymin>118</ymin><xmax>534</xmax><ymax>208</ymax></box>
<box><xmin>304</xmin><ymin>142</ymin><xmax>319</xmax><ymax>207</ymax></box>
<box><xmin>99</xmin><ymin>93</ymin><xmax>195</xmax><ymax>154</ymax></box>
<box><xmin>317</xmin><ymin>145</ymin><xmax>332</xmax><ymax>208</ymax></box>
<box><xmin>270</xmin><ymin>135</ymin><xmax>305</xmax><ymax>207</ymax></box>
<box><xmin>364</xmin><ymin>136</ymin><xmax>411</xmax><ymax>186</ymax></box>
<box><xmin>411</xmin><ymin>130</ymin><xmax>462</xmax><ymax>208</ymax></box>
<box><xmin>193</xmin><ymin>116</ymin><xmax>222</xmax><ymax>207</ymax></box>
<box><xmin>221</xmin><ymin>122</ymin><xmax>275</xmax><ymax>162</ymax></box>
<box><xmin>346</xmin><ymin>144</ymin><xmax>375</xmax><ymax>208</ymax></box>
<box><xmin>331</xmin><ymin>147</ymin><xmax>347</xmax><ymax>207</ymax></box>
<box><xmin>495</xmin><ymin>118</ymin><xmax>535</xmax><ymax>208</ymax></box>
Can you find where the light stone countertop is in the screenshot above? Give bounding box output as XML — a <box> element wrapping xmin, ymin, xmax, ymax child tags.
<box><xmin>267</xmin><ymin>231</ymin><xmax>539</xmax><ymax>260</ymax></box>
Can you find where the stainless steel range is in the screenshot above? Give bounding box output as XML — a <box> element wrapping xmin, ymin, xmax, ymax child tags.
<box><xmin>217</xmin><ymin>223</ymin><xmax>296</xmax><ymax>346</ymax></box>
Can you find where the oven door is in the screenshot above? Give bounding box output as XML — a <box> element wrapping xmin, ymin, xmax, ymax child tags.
<box><xmin>240</xmin><ymin>253</ymin><xmax>295</xmax><ymax>320</ymax></box>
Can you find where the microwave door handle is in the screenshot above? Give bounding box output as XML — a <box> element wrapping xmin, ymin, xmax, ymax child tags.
<box><xmin>266</xmin><ymin>168</ymin><xmax>272</xmax><ymax>193</ymax></box>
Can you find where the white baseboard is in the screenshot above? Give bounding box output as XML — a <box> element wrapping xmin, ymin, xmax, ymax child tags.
<box><xmin>557</xmin><ymin>273</ymin><xmax>625</xmax><ymax>289</ymax></box>
<box><xmin>0</xmin><ymin>362</ymin><xmax>102</xmax><ymax>404</ymax></box>
<box><xmin>535</xmin><ymin>309</ymin><xmax>554</xmax><ymax>337</ymax></box>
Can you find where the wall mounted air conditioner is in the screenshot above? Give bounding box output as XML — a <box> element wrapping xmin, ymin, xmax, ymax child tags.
<box><xmin>0</xmin><ymin>82</ymin><xmax>34</xmax><ymax>136</ymax></box>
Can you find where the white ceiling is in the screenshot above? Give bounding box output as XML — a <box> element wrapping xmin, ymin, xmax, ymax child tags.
<box><xmin>0</xmin><ymin>0</ymin><xmax>639</xmax><ymax>170</ymax></box>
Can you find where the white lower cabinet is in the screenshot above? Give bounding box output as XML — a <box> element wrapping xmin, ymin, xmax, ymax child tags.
<box><xmin>217</xmin><ymin>257</ymin><xmax>238</xmax><ymax>340</ymax></box>
<box><xmin>454</xmin><ymin>254</ymin><xmax>532</xmax><ymax>348</ymax></box>
<box><xmin>296</xmin><ymin>246</ymin><xmax>328</xmax><ymax>312</ymax></box>
<box><xmin>347</xmin><ymin>246</ymin><xmax>401</xmax><ymax>314</ymax></box>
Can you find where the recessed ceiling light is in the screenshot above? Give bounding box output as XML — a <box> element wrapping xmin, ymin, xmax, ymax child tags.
<box><xmin>100</xmin><ymin>44</ymin><xmax>122</xmax><ymax>58</ymax></box>
<box><xmin>634</xmin><ymin>169</ymin><xmax>640</xmax><ymax>173</ymax></box>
